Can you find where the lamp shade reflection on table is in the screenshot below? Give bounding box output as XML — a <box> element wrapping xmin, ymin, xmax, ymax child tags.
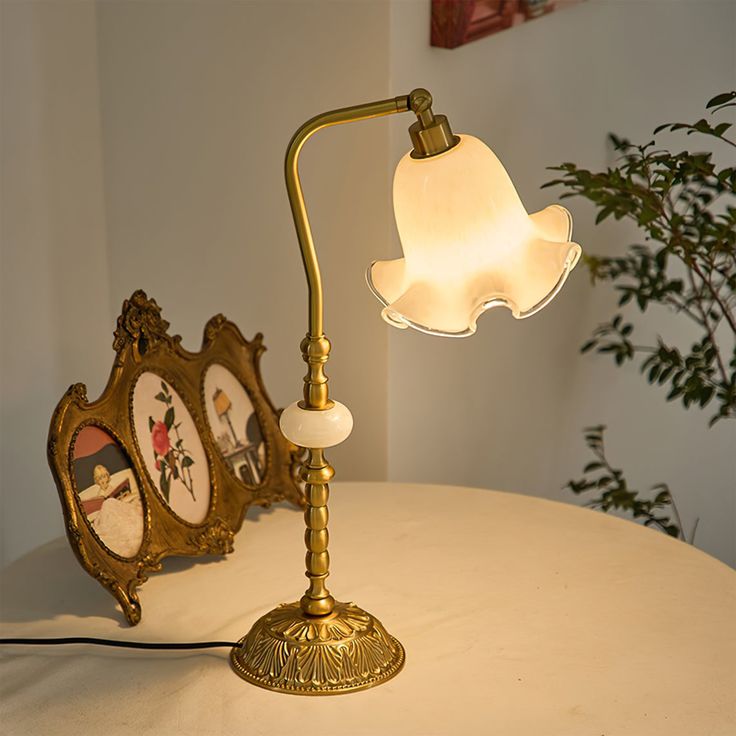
<box><xmin>1</xmin><ymin>482</ymin><xmax>734</xmax><ymax>736</ymax></box>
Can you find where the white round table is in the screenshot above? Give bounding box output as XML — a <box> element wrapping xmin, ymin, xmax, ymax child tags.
<box><xmin>1</xmin><ymin>482</ymin><xmax>734</xmax><ymax>735</ymax></box>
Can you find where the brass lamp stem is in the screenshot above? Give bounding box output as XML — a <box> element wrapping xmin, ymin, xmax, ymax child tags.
<box><xmin>282</xmin><ymin>90</ymin><xmax>458</xmax><ymax>619</ymax></box>
<box><xmin>285</xmin><ymin>95</ymin><xmax>411</xmax><ymax>618</ymax></box>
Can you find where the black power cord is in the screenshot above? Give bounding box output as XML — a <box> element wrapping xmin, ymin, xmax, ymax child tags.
<box><xmin>0</xmin><ymin>637</ymin><xmax>241</xmax><ymax>650</ymax></box>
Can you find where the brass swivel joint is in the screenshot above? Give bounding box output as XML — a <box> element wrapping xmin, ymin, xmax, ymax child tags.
<box><xmin>407</xmin><ymin>88</ymin><xmax>460</xmax><ymax>159</ymax></box>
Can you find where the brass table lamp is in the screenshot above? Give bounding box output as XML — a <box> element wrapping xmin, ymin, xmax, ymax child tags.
<box><xmin>230</xmin><ymin>88</ymin><xmax>581</xmax><ymax>694</ymax></box>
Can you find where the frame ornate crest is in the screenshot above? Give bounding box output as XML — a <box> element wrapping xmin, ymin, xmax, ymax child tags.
<box><xmin>47</xmin><ymin>290</ymin><xmax>304</xmax><ymax>625</ymax></box>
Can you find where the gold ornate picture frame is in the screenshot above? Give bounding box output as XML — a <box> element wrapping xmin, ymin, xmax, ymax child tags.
<box><xmin>47</xmin><ymin>290</ymin><xmax>304</xmax><ymax>625</ymax></box>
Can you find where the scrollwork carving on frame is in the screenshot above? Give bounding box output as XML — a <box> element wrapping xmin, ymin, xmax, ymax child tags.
<box><xmin>48</xmin><ymin>290</ymin><xmax>304</xmax><ymax>626</ymax></box>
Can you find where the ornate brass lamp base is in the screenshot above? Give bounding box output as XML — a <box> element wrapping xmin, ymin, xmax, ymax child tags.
<box><xmin>230</xmin><ymin>600</ymin><xmax>405</xmax><ymax>695</ymax></box>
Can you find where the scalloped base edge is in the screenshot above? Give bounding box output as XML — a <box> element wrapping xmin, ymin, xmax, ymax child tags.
<box><xmin>230</xmin><ymin>600</ymin><xmax>405</xmax><ymax>695</ymax></box>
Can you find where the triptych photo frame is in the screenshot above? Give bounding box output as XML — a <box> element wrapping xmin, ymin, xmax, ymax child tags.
<box><xmin>47</xmin><ymin>290</ymin><xmax>304</xmax><ymax>625</ymax></box>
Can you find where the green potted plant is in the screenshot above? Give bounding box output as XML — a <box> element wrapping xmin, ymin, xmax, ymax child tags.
<box><xmin>544</xmin><ymin>92</ymin><xmax>736</xmax><ymax>541</ymax></box>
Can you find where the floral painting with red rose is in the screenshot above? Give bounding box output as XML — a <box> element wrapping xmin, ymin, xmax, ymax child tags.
<box><xmin>147</xmin><ymin>380</ymin><xmax>196</xmax><ymax>502</ymax></box>
<box><xmin>131</xmin><ymin>371</ymin><xmax>210</xmax><ymax>524</ymax></box>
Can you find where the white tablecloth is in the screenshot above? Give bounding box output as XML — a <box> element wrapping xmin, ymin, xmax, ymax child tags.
<box><xmin>1</xmin><ymin>482</ymin><xmax>734</xmax><ymax>735</ymax></box>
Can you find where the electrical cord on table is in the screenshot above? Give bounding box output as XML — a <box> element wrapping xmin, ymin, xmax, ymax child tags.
<box><xmin>0</xmin><ymin>637</ymin><xmax>241</xmax><ymax>650</ymax></box>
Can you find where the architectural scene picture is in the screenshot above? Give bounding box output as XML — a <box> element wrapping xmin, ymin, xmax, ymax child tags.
<box><xmin>203</xmin><ymin>363</ymin><xmax>265</xmax><ymax>487</ymax></box>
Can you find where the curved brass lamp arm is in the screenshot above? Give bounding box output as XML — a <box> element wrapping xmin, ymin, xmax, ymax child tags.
<box><xmin>284</xmin><ymin>94</ymin><xmax>410</xmax><ymax>340</ymax></box>
<box><xmin>284</xmin><ymin>88</ymin><xmax>458</xmax><ymax>411</ymax></box>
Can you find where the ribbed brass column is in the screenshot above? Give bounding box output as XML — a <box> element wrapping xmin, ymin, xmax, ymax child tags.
<box><xmin>299</xmin><ymin>447</ymin><xmax>335</xmax><ymax>616</ymax></box>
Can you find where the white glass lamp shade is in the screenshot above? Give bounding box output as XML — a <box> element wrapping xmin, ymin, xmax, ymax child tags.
<box><xmin>367</xmin><ymin>135</ymin><xmax>582</xmax><ymax>336</ymax></box>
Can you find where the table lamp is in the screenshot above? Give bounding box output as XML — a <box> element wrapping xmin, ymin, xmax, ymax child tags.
<box><xmin>230</xmin><ymin>88</ymin><xmax>581</xmax><ymax>694</ymax></box>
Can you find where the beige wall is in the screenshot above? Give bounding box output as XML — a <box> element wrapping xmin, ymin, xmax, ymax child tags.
<box><xmin>1</xmin><ymin>1</ymin><xmax>112</xmax><ymax>568</ymax></box>
<box><xmin>1</xmin><ymin>0</ymin><xmax>392</xmax><ymax>567</ymax></box>
<box><xmin>388</xmin><ymin>0</ymin><xmax>736</xmax><ymax>565</ymax></box>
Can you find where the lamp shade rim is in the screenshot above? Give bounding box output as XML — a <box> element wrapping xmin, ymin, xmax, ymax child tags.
<box><xmin>367</xmin><ymin>240</ymin><xmax>581</xmax><ymax>337</ymax></box>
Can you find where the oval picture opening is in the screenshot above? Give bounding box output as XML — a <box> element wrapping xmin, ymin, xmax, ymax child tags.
<box><xmin>132</xmin><ymin>372</ymin><xmax>211</xmax><ymax>524</ymax></box>
<box><xmin>203</xmin><ymin>364</ymin><xmax>265</xmax><ymax>486</ymax></box>
<box><xmin>72</xmin><ymin>425</ymin><xmax>144</xmax><ymax>558</ymax></box>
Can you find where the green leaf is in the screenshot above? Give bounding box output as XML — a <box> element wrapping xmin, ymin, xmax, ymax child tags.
<box><xmin>155</xmin><ymin>392</ymin><xmax>167</xmax><ymax>403</ymax></box>
<box><xmin>667</xmin><ymin>386</ymin><xmax>683</xmax><ymax>401</ymax></box>
<box><xmin>164</xmin><ymin>406</ymin><xmax>175</xmax><ymax>429</ymax></box>
<box><xmin>182</xmin><ymin>456</ymin><xmax>194</xmax><ymax>468</ymax></box>
<box><xmin>639</xmin><ymin>207</ymin><xmax>659</xmax><ymax>225</ymax></box>
<box><xmin>706</xmin><ymin>92</ymin><xmax>736</xmax><ymax>109</ymax></box>
<box><xmin>713</xmin><ymin>122</ymin><xmax>732</xmax><ymax>136</ymax></box>
<box><xmin>658</xmin><ymin>366</ymin><xmax>673</xmax><ymax>384</ymax></box>
<box><xmin>595</xmin><ymin>206</ymin><xmax>614</xmax><ymax>224</ymax></box>
<box><xmin>148</xmin><ymin>416</ymin><xmax>155</xmax><ymax>432</ymax></box>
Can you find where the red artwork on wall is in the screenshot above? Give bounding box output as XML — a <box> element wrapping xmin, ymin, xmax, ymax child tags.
<box><xmin>431</xmin><ymin>0</ymin><xmax>585</xmax><ymax>49</ymax></box>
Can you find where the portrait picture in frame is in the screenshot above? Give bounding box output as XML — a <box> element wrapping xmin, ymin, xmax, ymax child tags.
<box><xmin>72</xmin><ymin>425</ymin><xmax>145</xmax><ymax>559</ymax></box>
<box><xmin>48</xmin><ymin>290</ymin><xmax>304</xmax><ymax>625</ymax></box>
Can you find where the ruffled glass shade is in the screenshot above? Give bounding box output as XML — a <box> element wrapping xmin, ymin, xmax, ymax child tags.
<box><xmin>367</xmin><ymin>135</ymin><xmax>582</xmax><ymax>337</ymax></box>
